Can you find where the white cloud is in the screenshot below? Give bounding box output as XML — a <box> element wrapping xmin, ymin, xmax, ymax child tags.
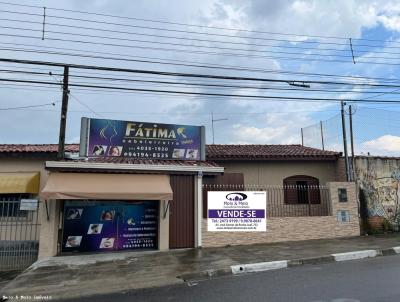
<box><xmin>362</xmin><ymin>135</ymin><xmax>400</xmax><ymax>155</ymax></box>
<box><xmin>2</xmin><ymin>0</ymin><xmax>400</xmax><ymax>146</ymax></box>
<box><xmin>230</xmin><ymin>111</ymin><xmax>312</xmax><ymax>144</ymax></box>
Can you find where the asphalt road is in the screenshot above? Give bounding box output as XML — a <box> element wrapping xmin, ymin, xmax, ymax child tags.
<box><xmin>63</xmin><ymin>254</ymin><xmax>400</xmax><ymax>302</ymax></box>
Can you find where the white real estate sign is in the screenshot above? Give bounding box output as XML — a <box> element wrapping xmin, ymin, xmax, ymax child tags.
<box><xmin>207</xmin><ymin>191</ymin><xmax>266</xmax><ymax>232</ymax></box>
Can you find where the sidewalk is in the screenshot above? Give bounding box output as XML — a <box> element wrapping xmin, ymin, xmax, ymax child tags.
<box><xmin>2</xmin><ymin>234</ymin><xmax>400</xmax><ymax>301</ymax></box>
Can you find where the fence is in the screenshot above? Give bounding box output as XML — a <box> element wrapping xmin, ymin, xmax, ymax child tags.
<box><xmin>301</xmin><ymin>107</ymin><xmax>400</xmax><ymax>157</ymax></box>
<box><xmin>203</xmin><ymin>184</ymin><xmax>331</xmax><ymax>217</ymax></box>
<box><xmin>0</xmin><ymin>194</ymin><xmax>40</xmax><ymax>271</ymax></box>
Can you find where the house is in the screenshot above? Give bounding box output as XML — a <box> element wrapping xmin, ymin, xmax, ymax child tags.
<box><xmin>0</xmin><ymin>143</ymin><xmax>359</xmax><ymax>272</ymax></box>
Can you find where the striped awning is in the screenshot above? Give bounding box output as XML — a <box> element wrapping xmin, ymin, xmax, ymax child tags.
<box><xmin>0</xmin><ymin>172</ymin><xmax>40</xmax><ymax>194</ymax></box>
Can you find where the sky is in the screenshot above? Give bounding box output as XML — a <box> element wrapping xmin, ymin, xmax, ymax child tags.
<box><xmin>0</xmin><ymin>0</ymin><xmax>400</xmax><ymax>155</ymax></box>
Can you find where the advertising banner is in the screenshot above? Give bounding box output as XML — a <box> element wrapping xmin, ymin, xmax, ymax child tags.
<box><xmin>80</xmin><ymin>117</ymin><xmax>205</xmax><ymax>160</ymax></box>
<box><xmin>207</xmin><ymin>191</ymin><xmax>266</xmax><ymax>232</ymax></box>
<box><xmin>62</xmin><ymin>201</ymin><xmax>158</xmax><ymax>252</ymax></box>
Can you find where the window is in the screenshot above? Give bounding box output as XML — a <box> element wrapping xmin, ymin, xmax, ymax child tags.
<box><xmin>296</xmin><ymin>181</ymin><xmax>309</xmax><ymax>204</ymax></box>
<box><xmin>337</xmin><ymin>210</ymin><xmax>350</xmax><ymax>222</ymax></box>
<box><xmin>283</xmin><ymin>175</ymin><xmax>321</xmax><ymax>204</ymax></box>
<box><xmin>0</xmin><ymin>194</ymin><xmax>30</xmax><ymax>217</ymax></box>
<box><xmin>338</xmin><ymin>188</ymin><xmax>348</xmax><ymax>202</ymax></box>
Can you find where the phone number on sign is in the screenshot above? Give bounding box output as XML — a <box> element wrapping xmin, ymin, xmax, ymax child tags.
<box><xmin>211</xmin><ymin>218</ymin><xmax>263</xmax><ymax>223</ymax></box>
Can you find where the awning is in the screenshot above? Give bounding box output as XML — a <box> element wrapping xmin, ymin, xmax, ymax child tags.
<box><xmin>41</xmin><ymin>173</ymin><xmax>173</xmax><ymax>200</ymax></box>
<box><xmin>0</xmin><ymin>172</ymin><xmax>40</xmax><ymax>194</ymax></box>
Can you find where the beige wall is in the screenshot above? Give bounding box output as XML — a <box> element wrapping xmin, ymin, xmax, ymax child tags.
<box><xmin>219</xmin><ymin>160</ymin><xmax>338</xmax><ymax>186</ymax></box>
<box><xmin>0</xmin><ymin>158</ymin><xmax>171</xmax><ymax>258</ymax></box>
<box><xmin>0</xmin><ymin>158</ymin><xmax>48</xmax><ymax>243</ymax></box>
<box><xmin>202</xmin><ymin>182</ymin><xmax>360</xmax><ymax>247</ymax></box>
<box><xmin>0</xmin><ymin>157</ymin><xmax>58</xmax><ymax>258</ymax></box>
<box><xmin>0</xmin><ymin>158</ymin><xmax>49</xmax><ymax>190</ymax></box>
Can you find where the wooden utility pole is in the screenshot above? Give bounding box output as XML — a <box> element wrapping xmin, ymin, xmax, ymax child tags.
<box><xmin>57</xmin><ymin>66</ymin><xmax>69</xmax><ymax>159</ymax></box>
<box><xmin>320</xmin><ymin>121</ymin><xmax>325</xmax><ymax>150</ymax></box>
<box><xmin>349</xmin><ymin>105</ymin><xmax>355</xmax><ymax>182</ymax></box>
<box><xmin>341</xmin><ymin>101</ymin><xmax>350</xmax><ymax>181</ymax></box>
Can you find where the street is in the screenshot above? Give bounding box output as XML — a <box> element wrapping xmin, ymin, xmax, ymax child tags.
<box><xmin>68</xmin><ymin>254</ymin><xmax>400</xmax><ymax>302</ymax></box>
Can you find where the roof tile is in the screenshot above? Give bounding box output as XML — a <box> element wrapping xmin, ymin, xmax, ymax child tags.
<box><xmin>0</xmin><ymin>144</ymin><xmax>79</xmax><ymax>153</ymax></box>
<box><xmin>206</xmin><ymin>144</ymin><xmax>340</xmax><ymax>160</ymax></box>
<box><xmin>0</xmin><ymin>144</ymin><xmax>340</xmax><ymax>160</ymax></box>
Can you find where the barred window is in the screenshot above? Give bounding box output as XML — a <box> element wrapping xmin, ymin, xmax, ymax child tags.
<box><xmin>0</xmin><ymin>194</ymin><xmax>30</xmax><ymax>217</ymax></box>
<box><xmin>283</xmin><ymin>176</ymin><xmax>321</xmax><ymax>204</ymax></box>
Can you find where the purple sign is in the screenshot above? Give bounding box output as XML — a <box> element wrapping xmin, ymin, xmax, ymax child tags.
<box><xmin>80</xmin><ymin>117</ymin><xmax>204</xmax><ymax>160</ymax></box>
<box><xmin>62</xmin><ymin>201</ymin><xmax>158</xmax><ymax>253</ymax></box>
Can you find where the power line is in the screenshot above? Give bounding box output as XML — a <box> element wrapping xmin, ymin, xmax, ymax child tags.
<box><xmin>4</xmin><ymin>16</ymin><xmax>400</xmax><ymax>57</ymax></box>
<box><xmin>0</xmin><ymin>8</ymin><xmax>391</xmax><ymax>49</ymax></box>
<box><xmin>2</xmin><ymin>57</ymin><xmax>400</xmax><ymax>89</ymax></box>
<box><xmin>4</xmin><ymin>40</ymin><xmax>400</xmax><ymax>84</ymax></box>
<box><xmin>3</xmin><ymin>41</ymin><xmax>400</xmax><ymax>86</ymax></box>
<box><xmin>5</xmin><ymin>67</ymin><xmax>400</xmax><ymax>94</ymax></box>
<box><xmin>0</xmin><ymin>0</ymin><xmax>398</xmax><ymax>45</ymax></box>
<box><xmin>0</xmin><ymin>101</ymin><xmax>58</xmax><ymax>110</ymax></box>
<box><xmin>47</xmin><ymin>68</ymin><xmax>102</xmax><ymax>118</ymax></box>
<box><xmin>2</xmin><ymin>76</ymin><xmax>400</xmax><ymax>103</ymax></box>
<box><xmin>3</xmin><ymin>31</ymin><xmax>400</xmax><ymax>67</ymax></box>
<box><xmin>0</xmin><ymin>24</ymin><xmax>359</xmax><ymax>59</ymax></box>
<box><xmin>0</xmin><ymin>17</ymin><xmax>353</xmax><ymax>53</ymax></box>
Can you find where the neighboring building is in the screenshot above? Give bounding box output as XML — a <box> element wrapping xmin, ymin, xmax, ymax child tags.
<box><xmin>354</xmin><ymin>156</ymin><xmax>400</xmax><ymax>232</ymax></box>
<box><xmin>0</xmin><ymin>143</ymin><xmax>359</xmax><ymax>272</ymax></box>
<box><xmin>206</xmin><ymin>144</ymin><xmax>346</xmax><ymax>186</ymax></box>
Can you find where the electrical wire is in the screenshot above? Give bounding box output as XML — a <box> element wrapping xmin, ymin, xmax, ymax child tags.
<box><xmin>0</xmin><ymin>101</ymin><xmax>58</xmax><ymax>110</ymax></box>
<box><xmin>0</xmin><ymin>0</ymin><xmax>397</xmax><ymax>45</ymax></box>
<box><xmin>0</xmin><ymin>8</ymin><xmax>393</xmax><ymax>49</ymax></box>
<box><xmin>2</xmin><ymin>57</ymin><xmax>400</xmax><ymax>89</ymax></box>
<box><xmin>2</xmin><ymin>76</ymin><xmax>400</xmax><ymax>103</ymax></box>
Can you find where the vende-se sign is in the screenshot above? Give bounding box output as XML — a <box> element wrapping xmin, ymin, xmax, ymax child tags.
<box><xmin>79</xmin><ymin>117</ymin><xmax>205</xmax><ymax>161</ymax></box>
<box><xmin>207</xmin><ymin>191</ymin><xmax>266</xmax><ymax>232</ymax></box>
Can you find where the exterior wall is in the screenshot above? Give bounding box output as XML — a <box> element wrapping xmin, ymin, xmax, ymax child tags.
<box><xmin>159</xmin><ymin>200</ymin><xmax>169</xmax><ymax>251</ymax></box>
<box><xmin>0</xmin><ymin>158</ymin><xmax>48</xmax><ymax>244</ymax></box>
<box><xmin>218</xmin><ymin>160</ymin><xmax>338</xmax><ymax>186</ymax></box>
<box><xmin>335</xmin><ymin>157</ymin><xmax>348</xmax><ymax>182</ymax></box>
<box><xmin>355</xmin><ymin>157</ymin><xmax>400</xmax><ymax>226</ymax></box>
<box><xmin>0</xmin><ymin>158</ymin><xmax>172</xmax><ymax>257</ymax></box>
<box><xmin>202</xmin><ymin>182</ymin><xmax>360</xmax><ymax>247</ymax></box>
<box><xmin>0</xmin><ymin>158</ymin><xmax>48</xmax><ymax>191</ymax></box>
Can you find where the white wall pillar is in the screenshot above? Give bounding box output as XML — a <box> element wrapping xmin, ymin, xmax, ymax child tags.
<box><xmin>194</xmin><ymin>173</ymin><xmax>203</xmax><ymax>247</ymax></box>
<box><xmin>158</xmin><ymin>199</ymin><xmax>170</xmax><ymax>251</ymax></box>
<box><xmin>38</xmin><ymin>199</ymin><xmax>60</xmax><ymax>258</ymax></box>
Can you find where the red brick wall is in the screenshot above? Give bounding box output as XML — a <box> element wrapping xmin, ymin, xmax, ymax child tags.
<box><xmin>335</xmin><ymin>157</ymin><xmax>347</xmax><ymax>182</ymax></box>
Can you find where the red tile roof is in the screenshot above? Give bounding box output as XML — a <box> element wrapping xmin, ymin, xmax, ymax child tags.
<box><xmin>0</xmin><ymin>144</ymin><xmax>340</xmax><ymax>160</ymax></box>
<box><xmin>206</xmin><ymin>144</ymin><xmax>340</xmax><ymax>160</ymax></box>
<box><xmin>75</xmin><ymin>157</ymin><xmax>220</xmax><ymax>167</ymax></box>
<box><xmin>0</xmin><ymin>144</ymin><xmax>79</xmax><ymax>153</ymax></box>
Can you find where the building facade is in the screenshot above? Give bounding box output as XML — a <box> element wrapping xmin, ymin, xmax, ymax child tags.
<box><xmin>0</xmin><ymin>143</ymin><xmax>360</xmax><ymax>271</ymax></box>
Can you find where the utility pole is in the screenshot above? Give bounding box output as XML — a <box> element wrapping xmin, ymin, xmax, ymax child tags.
<box><xmin>57</xmin><ymin>66</ymin><xmax>69</xmax><ymax>159</ymax></box>
<box><xmin>349</xmin><ymin>105</ymin><xmax>355</xmax><ymax>182</ymax></box>
<box><xmin>301</xmin><ymin>128</ymin><xmax>304</xmax><ymax>146</ymax></box>
<box><xmin>320</xmin><ymin>121</ymin><xmax>325</xmax><ymax>150</ymax></box>
<box><xmin>211</xmin><ymin>112</ymin><xmax>228</xmax><ymax>144</ymax></box>
<box><xmin>341</xmin><ymin>101</ymin><xmax>350</xmax><ymax>181</ymax></box>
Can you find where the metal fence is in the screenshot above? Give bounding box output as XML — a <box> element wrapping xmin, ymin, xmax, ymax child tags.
<box><xmin>203</xmin><ymin>184</ymin><xmax>331</xmax><ymax>217</ymax></box>
<box><xmin>0</xmin><ymin>194</ymin><xmax>40</xmax><ymax>271</ymax></box>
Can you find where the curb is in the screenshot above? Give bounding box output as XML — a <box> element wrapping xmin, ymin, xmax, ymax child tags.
<box><xmin>180</xmin><ymin>246</ymin><xmax>400</xmax><ymax>282</ymax></box>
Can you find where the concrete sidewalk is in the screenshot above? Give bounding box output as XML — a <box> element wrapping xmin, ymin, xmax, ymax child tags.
<box><xmin>2</xmin><ymin>234</ymin><xmax>400</xmax><ymax>301</ymax></box>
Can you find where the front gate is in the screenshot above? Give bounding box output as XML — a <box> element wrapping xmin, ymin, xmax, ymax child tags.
<box><xmin>0</xmin><ymin>194</ymin><xmax>40</xmax><ymax>271</ymax></box>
